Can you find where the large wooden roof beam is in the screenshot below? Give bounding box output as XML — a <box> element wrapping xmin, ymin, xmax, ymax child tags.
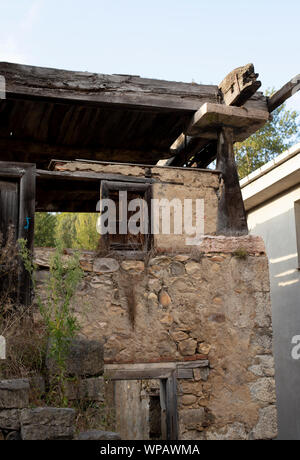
<box><xmin>0</xmin><ymin>62</ymin><xmax>220</xmax><ymax>112</ymax></box>
<box><xmin>268</xmin><ymin>74</ymin><xmax>300</xmax><ymax>112</ymax></box>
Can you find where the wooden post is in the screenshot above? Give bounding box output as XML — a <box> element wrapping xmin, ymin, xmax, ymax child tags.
<box><xmin>165</xmin><ymin>371</ymin><xmax>178</xmax><ymax>440</ymax></box>
<box><xmin>216</xmin><ymin>127</ymin><xmax>248</xmax><ymax>235</ymax></box>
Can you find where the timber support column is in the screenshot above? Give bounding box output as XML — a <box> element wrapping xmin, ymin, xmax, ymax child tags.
<box><xmin>216</xmin><ymin>127</ymin><xmax>248</xmax><ymax>235</ymax></box>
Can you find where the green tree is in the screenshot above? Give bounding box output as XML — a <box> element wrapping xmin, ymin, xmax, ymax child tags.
<box><xmin>34</xmin><ymin>213</ymin><xmax>57</xmax><ymax>247</ymax></box>
<box><xmin>234</xmin><ymin>90</ymin><xmax>299</xmax><ymax>179</ymax></box>
<box><xmin>74</xmin><ymin>213</ymin><xmax>99</xmax><ymax>250</ymax></box>
<box><xmin>55</xmin><ymin>213</ymin><xmax>99</xmax><ymax>250</ymax></box>
<box><xmin>55</xmin><ymin>213</ymin><xmax>77</xmax><ymax>249</ymax></box>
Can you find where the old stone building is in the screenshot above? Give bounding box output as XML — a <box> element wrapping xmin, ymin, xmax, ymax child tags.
<box><xmin>1</xmin><ymin>61</ymin><xmax>297</xmax><ymax>440</ymax></box>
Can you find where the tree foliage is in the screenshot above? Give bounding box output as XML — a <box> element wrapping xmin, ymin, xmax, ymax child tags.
<box><xmin>74</xmin><ymin>213</ymin><xmax>99</xmax><ymax>250</ymax></box>
<box><xmin>55</xmin><ymin>213</ymin><xmax>77</xmax><ymax>249</ymax></box>
<box><xmin>234</xmin><ymin>90</ymin><xmax>299</xmax><ymax>179</ymax></box>
<box><xmin>34</xmin><ymin>213</ymin><xmax>57</xmax><ymax>247</ymax></box>
<box><xmin>34</xmin><ymin>212</ymin><xmax>99</xmax><ymax>250</ymax></box>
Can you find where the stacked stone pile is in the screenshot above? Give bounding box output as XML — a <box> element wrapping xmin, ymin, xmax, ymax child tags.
<box><xmin>0</xmin><ymin>338</ymin><xmax>121</xmax><ymax>440</ymax></box>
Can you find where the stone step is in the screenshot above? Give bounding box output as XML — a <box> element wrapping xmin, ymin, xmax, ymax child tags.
<box><xmin>0</xmin><ymin>379</ymin><xmax>29</xmax><ymax>409</ymax></box>
<box><xmin>20</xmin><ymin>407</ymin><xmax>76</xmax><ymax>440</ymax></box>
<box><xmin>76</xmin><ymin>430</ymin><xmax>121</xmax><ymax>440</ymax></box>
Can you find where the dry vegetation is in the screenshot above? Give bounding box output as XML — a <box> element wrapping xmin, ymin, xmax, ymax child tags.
<box><xmin>0</xmin><ymin>229</ymin><xmax>115</xmax><ymax>432</ymax></box>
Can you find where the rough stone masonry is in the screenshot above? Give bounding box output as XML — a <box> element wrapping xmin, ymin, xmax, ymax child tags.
<box><xmin>34</xmin><ymin>235</ymin><xmax>277</xmax><ymax>440</ymax></box>
<box><xmin>33</xmin><ymin>162</ymin><xmax>278</xmax><ymax>440</ymax></box>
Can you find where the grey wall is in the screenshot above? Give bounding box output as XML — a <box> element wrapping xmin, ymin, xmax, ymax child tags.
<box><xmin>247</xmin><ymin>185</ymin><xmax>300</xmax><ymax>440</ymax></box>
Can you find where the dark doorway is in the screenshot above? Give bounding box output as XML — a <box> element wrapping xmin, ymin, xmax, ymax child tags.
<box><xmin>0</xmin><ymin>162</ymin><xmax>36</xmax><ymax>305</ymax></box>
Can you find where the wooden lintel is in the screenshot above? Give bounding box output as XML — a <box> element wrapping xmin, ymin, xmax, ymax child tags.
<box><xmin>177</xmin><ymin>360</ymin><xmax>209</xmax><ymax>369</ymax></box>
<box><xmin>36</xmin><ymin>169</ymin><xmax>154</xmax><ymax>184</ymax></box>
<box><xmin>105</xmin><ymin>369</ymin><xmax>173</xmax><ymax>381</ymax></box>
<box><xmin>268</xmin><ymin>74</ymin><xmax>300</xmax><ymax>112</ymax></box>
<box><xmin>105</xmin><ymin>368</ymin><xmax>194</xmax><ymax>380</ymax></box>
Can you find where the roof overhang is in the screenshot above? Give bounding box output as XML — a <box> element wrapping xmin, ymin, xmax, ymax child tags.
<box><xmin>241</xmin><ymin>143</ymin><xmax>300</xmax><ymax>211</ymax></box>
<box><xmin>0</xmin><ymin>62</ymin><xmax>268</xmax><ymax>168</ymax></box>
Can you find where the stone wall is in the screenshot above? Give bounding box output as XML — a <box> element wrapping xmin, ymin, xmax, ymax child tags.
<box><xmin>0</xmin><ymin>339</ymin><xmax>121</xmax><ymax>441</ymax></box>
<box><xmin>34</xmin><ymin>234</ymin><xmax>278</xmax><ymax>440</ymax></box>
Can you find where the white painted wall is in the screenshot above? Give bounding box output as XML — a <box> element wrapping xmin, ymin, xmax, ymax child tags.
<box><xmin>247</xmin><ymin>185</ymin><xmax>300</xmax><ymax>440</ymax></box>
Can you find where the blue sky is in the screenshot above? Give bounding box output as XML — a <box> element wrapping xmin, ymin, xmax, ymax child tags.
<box><xmin>0</xmin><ymin>0</ymin><xmax>299</xmax><ymax>112</ymax></box>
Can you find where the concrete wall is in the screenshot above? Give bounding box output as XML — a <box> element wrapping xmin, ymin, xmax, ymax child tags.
<box><xmin>247</xmin><ymin>184</ymin><xmax>300</xmax><ymax>440</ymax></box>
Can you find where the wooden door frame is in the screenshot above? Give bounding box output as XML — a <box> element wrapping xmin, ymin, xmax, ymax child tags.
<box><xmin>0</xmin><ymin>161</ymin><xmax>36</xmax><ymax>305</ymax></box>
<box><xmin>106</xmin><ymin>367</ymin><xmax>178</xmax><ymax>440</ymax></box>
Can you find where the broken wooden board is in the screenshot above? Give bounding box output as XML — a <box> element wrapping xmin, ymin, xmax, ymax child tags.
<box><xmin>185</xmin><ymin>103</ymin><xmax>270</xmax><ymax>141</ymax></box>
<box><xmin>219</xmin><ymin>63</ymin><xmax>261</xmax><ymax>107</ymax></box>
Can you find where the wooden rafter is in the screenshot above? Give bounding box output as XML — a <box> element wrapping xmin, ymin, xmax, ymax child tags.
<box><xmin>268</xmin><ymin>74</ymin><xmax>300</xmax><ymax>112</ymax></box>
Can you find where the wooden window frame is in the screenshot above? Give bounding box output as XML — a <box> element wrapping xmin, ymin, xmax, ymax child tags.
<box><xmin>100</xmin><ymin>180</ymin><xmax>152</xmax><ymax>254</ymax></box>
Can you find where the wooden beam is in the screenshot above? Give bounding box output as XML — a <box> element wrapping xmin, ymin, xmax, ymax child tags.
<box><xmin>218</xmin><ymin>63</ymin><xmax>261</xmax><ymax>107</ymax></box>
<box><xmin>167</xmin><ymin>64</ymin><xmax>266</xmax><ymax>167</ymax></box>
<box><xmin>216</xmin><ymin>127</ymin><xmax>248</xmax><ymax>235</ymax></box>
<box><xmin>0</xmin><ymin>138</ymin><xmax>166</xmax><ymax>168</ymax></box>
<box><xmin>268</xmin><ymin>74</ymin><xmax>300</xmax><ymax>112</ymax></box>
<box><xmin>36</xmin><ymin>168</ymin><xmax>154</xmax><ymax>184</ymax></box>
<box><xmin>105</xmin><ymin>368</ymin><xmax>173</xmax><ymax>381</ymax></box>
<box><xmin>168</xmin><ymin>135</ymin><xmax>209</xmax><ymax>166</ymax></box>
<box><xmin>185</xmin><ymin>103</ymin><xmax>269</xmax><ymax>139</ymax></box>
<box><xmin>0</xmin><ymin>62</ymin><xmax>220</xmax><ymax>112</ymax></box>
